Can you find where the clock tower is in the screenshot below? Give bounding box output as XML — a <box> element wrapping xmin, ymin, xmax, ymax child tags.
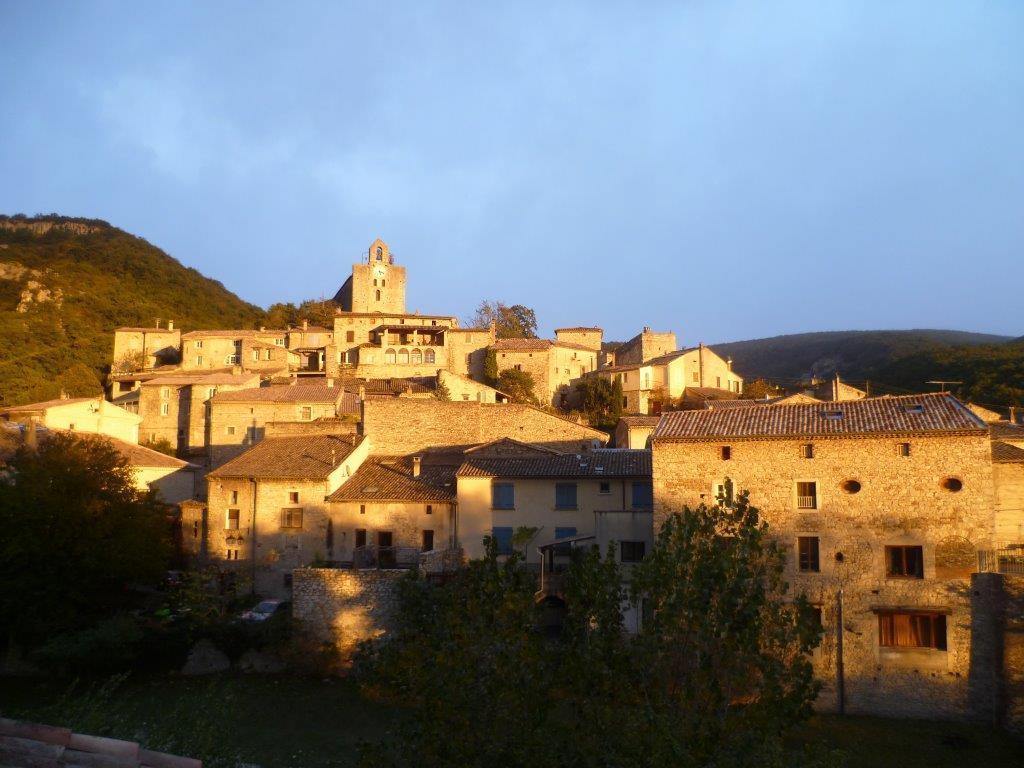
<box><xmin>333</xmin><ymin>238</ymin><xmax>408</xmax><ymax>314</ymax></box>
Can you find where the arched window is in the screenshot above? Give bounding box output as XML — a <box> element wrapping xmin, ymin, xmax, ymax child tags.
<box><xmin>411</xmin><ymin>349</ymin><xmax>423</xmax><ymax>365</ymax></box>
<box><xmin>424</xmin><ymin>349</ymin><xmax>436</xmax><ymax>364</ymax></box>
<box><xmin>376</xmin><ymin>289</ymin><xmax>381</xmax><ymax>301</ymax></box>
<box><xmin>398</xmin><ymin>348</ymin><xmax>409</xmax><ymax>365</ymax></box>
<box><xmin>385</xmin><ymin>348</ymin><xmax>396</xmax><ymax>364</ymax></box>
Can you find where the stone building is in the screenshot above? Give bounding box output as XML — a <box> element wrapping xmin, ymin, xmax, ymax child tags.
<box><xmin>650</xmin><ymin>393</ymin><xmax>1001</xmax><ymax>719</ymax></box>
<box><xmin>613</xmin><ymin>415</ymin><xmax>661</xmax><ymax>449</ymax></box>
<box><xmin>592</xmin><ymin>343</ymin><xmax>743</xmax><ymax>414</ymax></box>
<box><xmin>611</xmin><ymin>326</ymin><xmax>677</xmax><ymax>367</ymax></box>
<box><xmin>553</xmin><ymin>326</ymin><xmax>603</xmax><ymax>351</ymax></box>
<box><xmin>286</xmin><ymin>321</ymin><xmax>334</xmax><ymax>376</ymax></box>
<box><xmin>1</xmin><ymin>396</ymin><xmax>142</xmax><ymax>444</ymax></box>
<box><xmin>992</xmin><ymin>421</ymin><xmax>1024</xmax><ymax>541</ymax></box>
<box><xmin>491</xmin><ymin>338</ymin><xmax>598</xmax><ymax>407</ymax></box>
<box><xmin>138</xmin><ymin>372</ymin><xmax>260</xmax><ymax>456</ymax></box>
<box><xmin>333</xmin><ymin>238</ymin><xmax>406</xmax><ymax>314</ymax></box>
<box><xmin>180</xmin><ymin>330</ymin><xmax>290</xmax><ymax>375</ymax></box>
<box><xmin>112</xmin><ymin>322</ymin><xmax>181</xmax><ymax>371</ymax></box>
<box><xmin>207</xmin><ymin>382</ymin><xmax>358</xmax><ymax>467</ymax></box>
<box><xmin>198</xmin><ymin>433</ymin><xmax>369</xmax><ymax>597</ymax></box>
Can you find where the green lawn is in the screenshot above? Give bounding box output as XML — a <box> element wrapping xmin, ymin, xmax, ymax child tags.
<box><xmin>1</xmin><ymin>674</ymin><xmax>1020</xmax><ymax>768</ymax></box>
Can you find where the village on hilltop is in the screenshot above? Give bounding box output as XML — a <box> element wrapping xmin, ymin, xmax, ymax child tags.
<box><xmin>3</xmin><ymin>237</ymin><xmax>1024</xmax><ymax>727</ymax></box>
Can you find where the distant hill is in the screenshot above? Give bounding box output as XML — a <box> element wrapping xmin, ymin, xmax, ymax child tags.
<box><xmin>0</xmin><ymin>215</ymin><xmax>264</xmax><ymax>406</ymax></box>
<box><xmin>712</xmin><ymin>329</ymin><xmax>1023</xmax><ymax>409</ymax></box>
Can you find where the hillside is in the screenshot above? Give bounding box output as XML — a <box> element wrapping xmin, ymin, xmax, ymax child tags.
<box><xmin>712</xmin><ymin>329</ymin><xmax>1023</xmax><ymax>409</ymax></box>
<box><xmin>0</xmin><ymin>215</ymin><xmax>264</xmax><ymax>406</ymax></box>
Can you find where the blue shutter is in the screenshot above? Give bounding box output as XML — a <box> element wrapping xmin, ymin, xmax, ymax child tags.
<box><xmin>555</xmin><ymin>483</ymin><xmax>578</xmax><ymax>510</ymax></box>
<box><xmin>492</xmin><ymin>483</ymin><xmax>515</xmax><ymax>510</ymax></box>
<box><xmin>492</xmin><ymin>526</ymin><xmax>514</xmax><ymax>555</ymax></box>
<box><xmin>632</xmin><ymin>482</ymin><xmax>653</xmax><ymax>509</ymax></box>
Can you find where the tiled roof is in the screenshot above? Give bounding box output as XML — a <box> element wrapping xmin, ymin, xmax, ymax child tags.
<box><xmin>554</xmin><ymin>326</ymin><xmax>602</xmax><ymax>333</ymax></box>
<box><xmin>115</xmin><ymin>326</ymin><xmax>179</xmax><ymax>333</ymax></box>
<box><xmin>327</xmin><ymin>456</ymin><xmax>457</xmax><ymax>502</ymax></box>
<box><xmin>343</xmin><ymin>378</ymin><xmax>435</xmax><ymax>395</ymax></box>
<box><xmin>492</xmin><ymin>338</ymin><xmax>596</xmax><ymax>353</ymax></box>
<box><xmin>681</xmin><ymin>386</ymin><xmax>739</xmax><ymax>401</ymax></box>
<box><xmin>992</xmin><ymin>441</ymin><xmax>1024</xmax><ymax>464</ymax></box>
<box><xmin>653</xmin><ymin>393</ymin><xmax>986</xmax><ymax>440</ymax></box>
<box><xmin>0</xmin><ymin>717</ymin><xmax>200</xmax><ymax>767</ymax></box>
<box><xmin>140</xmin><ymin>373</ymin><xmax>259</xmax><ymax>387</ymax></box>
<box><xmin>211</xmin><ymin>384</ymin><xmax>345</xmax><ymax>404</ymax></box>
<box><xmin>181</xmin><ymin>329</ymin><xmax>285</xmax><ymax>339</ymax></box>
<box><xmin>101</xmin><ymin>435</ymin><xmax>194</xmax><ymax>469</ymax></box>
<box><xmin>619</xmin><ymin>416</ymin><xmax>661</xmax><ymax>427</ymax></box>
<box><xmin>991</xmin><ymin>422</ymin><xmax>1024</xmax><ymax>440</ymax></box>
<box><xmin>457</xmin><ymin>449</ymin><xmax>651</xmax><ymax>479</ymax></box>
<box><xmin>1</xmin><ymin>396</ymin><xmax>97</xmax><ymax>413</ymax></box>
<box><xmin>208</xmin><ymin>434</ymin><xmax>363</xmax><ymax>479</ymax></box>
<box><xmin>645</xmin><ymin>347</ymin><xmax>697</xmax><ymax>366</ymax></box>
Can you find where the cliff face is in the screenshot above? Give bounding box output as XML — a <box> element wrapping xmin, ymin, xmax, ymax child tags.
<box><xmin>0</xmin><ymin>214</ymin><xmax>264</xmax><ymax>407</ymax></box>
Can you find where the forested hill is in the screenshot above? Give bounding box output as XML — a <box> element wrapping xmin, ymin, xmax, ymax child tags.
<box><xmin>0</xmin><ymin>214</ymin><xmax>264</xmax><ymax>406</ymax></box>
<box><xmin>712</xmin><ymin>330</ymin><xmax>1024</xmax><ymax>409</ymax></box>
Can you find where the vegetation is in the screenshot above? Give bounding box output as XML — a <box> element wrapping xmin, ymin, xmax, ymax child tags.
<box><xmin>744</xmin><ymin>377</ymin><xmax>785</xmax><ymax>400</ymax></box>
<box><xmin>468</xmin><ymin>300</ymin><xmax>538</xmax><ymax>338</ymax></box>
<box><xmin>496</xmin><ymin>368</ymin><xmax>539</xmax><ymax>405</ymax></box>
<box><xmin>574</xmin><ymin>375</ymin><xmax>622</xmax><ymax>427</ymax></box>
<box><xmin>0</xmin><ymin>215</ymin><xmax>264</xmax><ymax>406</ymax></box>
<box><xmin>433</xmin><ymin>379</ymin><xmax>451</xmax><ymax>401</ymax></box>
<box><xmin>356</xmin><ymin>494</ymin><xmax>822</xmax><ymax>767</ymax></box>
<box><xmin>0</xmin><ymin>433</ymin><xmax>172</xmax><ymax>657</ymax></box>
<box><xmin>263</xmin><ymin>298</ymin><xmax>338</xmax><ymax>329</ymax></box>
<box><xmin>482</xmin><ymin>347</ymin><xmax>499</xmax><ymax>386</ymax></box>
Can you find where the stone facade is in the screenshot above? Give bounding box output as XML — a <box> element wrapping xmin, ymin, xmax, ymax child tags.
<box><xmin>332</xmin><ymin>239</ymin><xmax>407</xmax><ymax>314</ymax></box>
<box><xmin>180</xmin><ymin>331</ymin><xmax>289</xmax><ymax>374</ymax></box>
<box><xmin>1</xmin><ymin>396</ymin><xmax>142</xmax><ymax>444</ymax></box>
<box><xmin>437</xmin><ymin>369</ymin><xmax>506</xmax><ymax>403</ymax></box>
<box><xmin>652</xmin><ymin>430</ymin><xmax>997</xmax><ymax>719</ymax></box>
<box><xmin>112</xmin><ymin>325</ymin><xmax>181</xmax><ymax>370</ymax></box>
<box><xmin>328</xmin><ymin>499</ymin><xmax>454</xmax><ymax>563</ymax></box>
<box><xmin>361</xmin><ymin>399</ymin><xmax>607</xmax><ymax>454</ymax></box>
<box><xmin>492</xmin><ymin>339</ymin><xmax>598</xmax><ymax>407</ymax></box>
<box><xmin>554</xmin><ymin>327</ymin><xmax>603</xmax><ymax>351</ymax></box>
<box><xmin>613</xmin><ymin>327</ymin><xmax>677</xmax><ymax>366</ymax></box>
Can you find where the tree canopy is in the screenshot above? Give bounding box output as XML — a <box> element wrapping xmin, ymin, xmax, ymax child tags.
<box><xmin>496</xmin><ymin>368</ymin><xmax>539</xmax><ymax>405</ymax></box>
<box><xmin>469</xmin><ymin>300</ymin><xmax>539</xmax><ymax>339</ymax></box>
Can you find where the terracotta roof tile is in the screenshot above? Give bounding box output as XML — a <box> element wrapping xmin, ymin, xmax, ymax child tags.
<box><xmin>328</xmin><ymin>456</ymin><xmax>457</xmax><ymax>502</ymax></box>
<box><xmin>181</xmin><ymin>329</ymin><xmax>285</xmax><ymax>339</ymax></box>
<box><xmin>1</xmin><ymin>396</ymin><xmax>97</xmax><ymax>412</ymax></box>
<box><xmin>992</xmin><ymin>441</ymin><xmax>1024</xmax><ymax>463</ymax></box>
<box><xmin>457</xmin><ymin>449</ymin><xmax>651</xmax><ymax>479</ymax></box>
<box><xmin>343</xmin><ymin>378</ymin><xmax>435</xmax><ymax>395</ymax></box>
<box><xmin>653</xmin><ymin>393</ymin><xmax>986</xmax><ymax>440</ymax></box>
<box><xmin>211</xmin><ymin>384</ymin><xmax>347</xmax><ymax>404</ymax></box>
<box><xmin>991</xmin><ymin>422</ymin><xmax>1024</xmax><ymax>440</ymax></box>
<box><xmin>209</xmin><ymin>433</ymin><xmax>363</xmax><ymax>479</ymax></box>
<box><xmin>140</xmin><ymin>373</ymin><xmax>259</xmax><ymax>387</ymax></box>
<box><xmin>619</xmin><ymin>415</ymin><xmax>661</xmax><ymax>427</ymax></box>
<box><xmin>554</xmin><ymin>326</ymin><xmax>603</xmax><ymax>333</ymax></box>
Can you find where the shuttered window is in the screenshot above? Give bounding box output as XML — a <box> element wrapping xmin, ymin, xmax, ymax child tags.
<box><xmin>492</xmin><ymin>483</ymin><xmax>515</xmax><ymax>510</ymax></box>
<box><xmin>555</xmin><ymin>483</ymin><xmax>578</xmax><ymax>510</ymax></box>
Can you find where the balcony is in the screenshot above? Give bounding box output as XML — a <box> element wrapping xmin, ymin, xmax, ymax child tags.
<box><xmin>797</xmin><ymin>495</ymin><xmax>817</xmax><ymax>509</ymax></box>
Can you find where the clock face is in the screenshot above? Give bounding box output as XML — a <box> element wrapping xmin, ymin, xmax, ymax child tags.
<box><xmin>373</xmin><ymin>265</ymin><xmax>386</xmax><ymax>279</ymax></box>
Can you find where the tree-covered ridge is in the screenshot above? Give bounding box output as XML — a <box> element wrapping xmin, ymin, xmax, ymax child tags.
<box><xmin>0</xmin><ymin>214</ymin><xmax>265</xmax><ymax>406</ymax></box>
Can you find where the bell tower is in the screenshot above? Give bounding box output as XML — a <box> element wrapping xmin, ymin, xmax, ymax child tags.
<box><xmin>333</xmin><ymin>238</ymin><xmax>407</xmax><ymax>313</ymax></box>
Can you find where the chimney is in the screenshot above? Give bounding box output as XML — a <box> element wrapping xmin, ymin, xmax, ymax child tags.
<box><xmin>643</xmin><ymin>326</ymin><xmax>651</xmax><ymax>333</ymax></box>
<box><xmin>326</xmin><ymin>378</ymin><xmax>334</xmax><ymax>388</ymax></box>
<box><xmin>167</xmin><ymin>320</ymin><xmax>174</xmax><ymax>331</ymax></box>
<box><xmin>412</xmin><ymin>456</ymin><xmax>422</xmax><ymax>478</ymax></box>
<box><xmin>302</xmin><ymin>319</ymin><xmax>309</xmax><ymax>331</ymax></box>
<box><xmin>358</xmin><ymin>385</ymin><xmax>366</xmax><ymax>401</ymax></box>
<box><xmin>1011</xmin><ymin>406</ymin><xmax>1018</xmax><ymax>424</ymax></box>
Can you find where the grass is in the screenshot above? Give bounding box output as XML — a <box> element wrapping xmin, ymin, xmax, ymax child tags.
<box><xmin>1</xmin><ymin>673</ymin><xmax>1020</xmax><ymax>768</ymax></box>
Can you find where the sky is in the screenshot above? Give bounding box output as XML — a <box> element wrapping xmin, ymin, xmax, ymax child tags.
<box><xmin>1</xmin><ymin>2</ymin><xmax>1022</xmax><ymax>344</ymax></box>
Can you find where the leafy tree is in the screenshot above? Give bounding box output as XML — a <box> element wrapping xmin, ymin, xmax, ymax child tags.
<box><xmin>744</xmin><ymin>378</ymin><xmax>783</xmax><ymax>400</ymax></box>
<box><xmin>469</xmin><ymin>300</ymin><xmax>538</xmax><ymax>339</ymax></box>
<box><xmin>496</xmin><ymin>368</ymin><xmax>539</xmax><ymax>405</ymax></box>
<box><xmin>610</xmin><ymin>376</ymin><xmax>624</xmax><ymax>421</ymax></box>
<box><xmin>575</xmin><ymin>376</ymin><xmax>614</xmax><ymax>419</ymax></box>
<box><xmin>433</xmin><ymin>380</ymin><xmax>452</xmax><ymax>401</ymax></box>
<box><xmin>142</xmin><ymin>437</ymin><xmax>177</xmax><ymax>456</ymax></box>
<box><xmin>0</xmin><ymin>433</ymin><xmax>172</xmax><ymax>645</ymax></box>
<box><xmin>483</xmin><ymin>348</ymin><xmax>499</xmax><ymax>386</ymax></box>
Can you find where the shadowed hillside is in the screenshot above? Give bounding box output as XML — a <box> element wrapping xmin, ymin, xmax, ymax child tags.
<box><xmin>0</xmin><ymin>214</ymin><xmax>264</xmax><ymax>406</ymax></box>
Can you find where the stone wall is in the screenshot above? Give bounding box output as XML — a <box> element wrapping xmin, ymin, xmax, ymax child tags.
<box><xmin>361</xmin><ymin>399</ymin><xmax>607</xmax><ymax>454</ymax></box>
<box><xmin>652</xmin><ymin>432</ymin><xmax>997</xmax><ymax>719</ymax></box>
<box><xmin>292</xmin><ymin>567</ymin><xmax>406</xmax><ymax>657</ymax></box>
<box><xmin>209</xmin><ymin>398</ymin><xmax>342</xmax><ymax>467</ymax></box>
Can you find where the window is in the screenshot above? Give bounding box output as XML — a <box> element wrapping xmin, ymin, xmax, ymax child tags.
<box><xmin>492</xmin><ymin>482</ymin><xmax>515</xmax><ymax>510</ymax></box>
<box><xmin>426</xmin><ymin>504</ymin><xmax>433</xmax><ymax>515</ymax></box>
<box><xmin>359</xmin><ymin>504</ymin><xmax>366</xmax><ymax>515</ymax></box>
<box><xmin>225</xmin><ymin>354</ymin><xmax>239</xmax><ymax>365</ymax></box>
<box><xmin>355</xmin><ymin>529</ymin><xmax>367</xmax><ymax>548</ymax></box>
<box><xmin>721</xmin><ymin>446</ymin><xmax>732</xmax><ymax>460</ymax></box>
<box><xmin>555</xmin><ymin>483</ymin><xmax>578</xmax><ymax>510</ymax></box>
<box><xmin>897</xmin><ymin>442</ymin><xmax>911</xmax><ymax>457</ymax></box>
<box><xmin>230</xmin><ymin>490</ymin><xmax>238</xmax><ymax>504</ymax></box>
<box><xmin>365</xmin><ymin>352</ymin><xmax>375</xmax><ymax>364</ymax></box>
<box><xmin>492</xmin><ymin>526</ymin><xmax>514</xmax><ymax>555</ymax></box>
<box><xmin>160</xmin><ymin>403</ymin><xmax>169</xmax><ymax>416</ymax></box>
<box><xmin>225</xmin><ymin>509</ymin><xmax>240</xmax><ymax>530</ymax></box>
<box><xmin>376</xmin><ymin>290</ymin><xmax>381</xmax><ymax>301</ymax></box>
<box><xmin>941</xmin><ymin>477</ymin><xmax>963</xmax><ymax>492</ymax></box>
<box><xmin>160</xmin><ymin>387</ymin><xmax>170</xmax><ymax>399</ymax></box>
<box><xmin>886</xmin><ymin>545</ymin><xmax>924</xmax><ymax>578</ymax></box>
<box><xmin>692</xmin><ymin>371</ymin><xmax>699</xmax><ymax>383</ymax></box>
<box><xmin>620</xmin><ymin>541</ymin><xmax>646</xmax><ymax>563</ymax></box>
<box><xmin>598</xmin><ymin>481</ymin><xmax>611</xmax><ymax>495</ymax></box>
<box><xmin>346</xmin><ymin>331</ymin><xmax>355</xmax><ymax>342</ymax></box>
<box><xmin>422</xmin><ymin>529</ymin><xmax>434</xmax><ymax>552</ymax></box>
<box><xmin>252</xmin><ymin>350</ymin><xmax>259</xmax><ymax>362</ymax></box>
<box><xmin>264</xmin><ymin>349</ymin><xmax>272</xmax><ymax>360</ymax></box>
<box><xmin>822</xmin><ymin>409</ymin><xmax>843</xmax><ymax>420</ymax></box>
<box><xmin>841</xmin><ymin>479</ymin><xmax>861</xmax><ymax>494</ymax></box>
<box><xmin>195</xmin><ymin>340</ymin><xmax>203</xmax><ymax>349</ymax></box>
<box><xmin>226</xmin><ymin>425</ymin><xmax>236</xmax><ymax>436</ymax></box>
<box><xmin>411</xmin><ymin>349</ymin><xmax>423</xmax><ymax>365</ymax></box>
<box><xmin>280</xmin><ymin>508</ymin><xmax>303</xmax><ymax>529</ymax></box>
<box><xmin>796</xmin><ymin>481</ymin><xmax>817</xmax><ymax>509</ymax></box>
<box><xmin>207</xmin><ymin>387</ymin><xmax>217</xmax><ymax>399</ymax></box>
<box><xmin>904</xmin><ymin>404</ymin><xmax>925</xmax><ymax>414</ymax></box>
<box><xmin>288</xmin><ymin>491</ymin><xmax>299</xmax><ymax>504</ymax></box>
<box><xmin>300</xmin><ymin>406</ymin><xmax>312</xmax><ymax>421</ymax></box>
<box><xmin>798</xmin><ymin>537</ymin><xmax>820</xmax><ymax>572</ymax></box>
<box><xmin>632</xmin><ymin>481</ymin><xmax>653</xmax><ymax>509</ymax></box>
<box><xmin>425</xmin><ymin>349</ymin><xmax>435</xmax><ymax>364</ymax></box>
<box><xmin>716</xmin><ymin>376</ymin><xmax>721</xmax><ymax>388</ymax></box>
<box><xmin>397</xmin><ymin>348</ymin><xmax>409</xmax><ymax>365</ymax></box>
<box><xmin>274</xmin><ymin>338</ymin><xmax>285</xmax><ymax>347</ymax></box>
<box><xmin>802</xmin><ymin>444</ymin><xmax>814</xmax><ymax>459</ymax></box>
<box><xmin>225</xmin><ymin>549</ymin><xmax>240</xmax><ymax>561</ymax></box>
<box><xmin>878</xmin><ymin>612</ymin><xmax>947</xmax><ymax>650</ymax></box>
<box><xmin>197</xmin><ymin>355</ymin><xmax>204</xmax><ymax>366</ymax></box>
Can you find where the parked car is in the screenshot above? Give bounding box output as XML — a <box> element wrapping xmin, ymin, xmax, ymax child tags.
<box><xmin>239</xmin><ymin>599</ymin><xmax>289</xmax><ymax>623</ymax></box>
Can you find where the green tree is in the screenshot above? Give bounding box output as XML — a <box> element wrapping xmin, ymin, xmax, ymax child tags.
<box><xmin>496</xmin><ymin>368</ymin><xmax>539</xmax><ymax>405</ymax></box>
<box><xmin>575</xmin><ymin>376</ymin><xmax>614</xmax><ymax>419</ymax></box>
<box><xmin>0</xmin><ymin>433</ymin><xmax>172</xmax><ymax>645</ymax></box>
<box><xmin>744</xmin><ymin>378</ymin><xmax>783</xmax><ymax>400</ymax></box>
<box><xmin>610</xmin><ymin>376</ymin><xmax>624</xmax><ymax>421</ymax></box>
<box><xmin>469</xmin><ymin>300</ymin><xmax>538</xmax><ymax>339</ymax></box>
<box><xmin>483</xmin><ymin>348</ymin><xmax>499</xmax><ymax>386</ymax></box>
<box><xmin>434</xmin><ymin>379</ymin><xmax>452</xmax><ymax>401</ymax></box>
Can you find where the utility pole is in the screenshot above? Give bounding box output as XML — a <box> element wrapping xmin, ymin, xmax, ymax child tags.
<box><xmin>926</xmin><ymin>380</ymin><xmax>963</xmax><ymax>393</ymax></box>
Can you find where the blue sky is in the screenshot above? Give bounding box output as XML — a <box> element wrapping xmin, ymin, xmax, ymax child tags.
<box><xmin>2</xmin><ymin>2</ymin><xmax>1022</xmax><ymax>343</ymax></box>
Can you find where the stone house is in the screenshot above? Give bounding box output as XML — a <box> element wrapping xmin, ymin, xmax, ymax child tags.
<box><xmin>436</xmin><ymin>369</ymin><xmax>508</xmax><ymax>403</ymax></box>
<box><xmin>611</xmin><ymin>327</ymin><xmax>677</xmax><ymax>367</ymax></box>
<box><xmin>491</xmin><ymin>338</ymin><xmax>598</xmax><ymax>407</ymax></box>
<box><xmin>650</xmin><ymin>393</ymin><xmax>1002</xmax><ymax>719</ymax></box>
<box><xmin>138</xmin><ymin>373</ymin><xmax>260</xmax><ymax>456</ymax></box>
<box><xmin>592</xmin><ymin>343</ymin><xmax>743</xmax><ymax>414</ymax></box>
<box><xmin>199</xmin><ymin>433</ymin><xmax>369</xmax><ymax>597</ymax></box>
<box><xmin>98</xmin><ymin>434</ymin><xmax>198</xmax><ymax>503</ymax></box>
<box><xmin>285</xmin><ymin>321</ymin><xmax>334</xmax><ymax>376</ymax></box>
<box><xmin>207</xmin><ymin>382</ymin><xmax>359</xmax><ymax>467</ymax></box>
<box><xmin>1</xmin><ymin>396</ymin><xmax>142</xmax><ymax>444</ymax></box>
<box><xmin>112</xmin><ymin>322</ymin><xmax>181</xmax><ymax>371</ymax></box>
<box><xmin>992</xmin><ymin>421</ymin><xmax>1024</xmax><ymax>541</ymax></box>
<box><xmin>613</xmin><ymin>415</ymin><xmax>661</xmax><ymax>449</ymax></box>
<box><xmin>180</xmin><ymin>330</ymin><xmax>290</xmax><ymax>375</ymax></box>
<box><xmin>553</xmin><ymin>326</ymin><xmax>603</xmax><ymax>351</ymax></box>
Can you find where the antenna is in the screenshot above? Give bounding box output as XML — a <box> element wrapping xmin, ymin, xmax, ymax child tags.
<box><xmin>926</xmin><ymin>380</ymin><xmax>963</xmax><ymax>393</ymax></box>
